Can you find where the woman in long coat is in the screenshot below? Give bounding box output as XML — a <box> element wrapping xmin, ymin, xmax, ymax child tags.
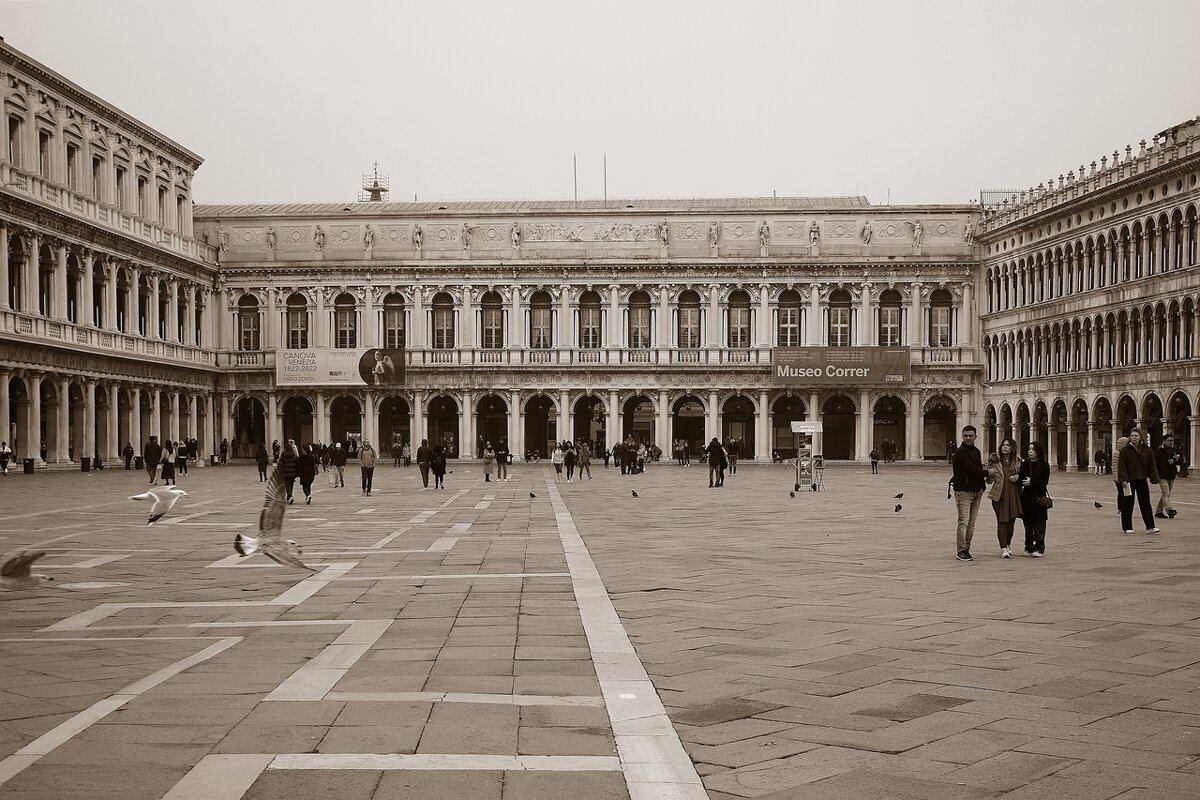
<box><xmin>987</xmin><ymin>437</ymin><xmax>1022</xmax><ymax>558</ymax></box>
<box><xmin>1018</xmin><ymin>440</ymin><xmax>1051</xmax><ymax>556</ymax></box>
<box><xmin>482</xmin><ymin>443</ymin><xmax>495</xmax><ymax>482</ymax></box>
<box><xmin>298</xmin><ymin>444</ymin><xmax>318</xmax><ymax>505</ymax></box>
<box><xmin>431</xmin><ymin>445</ymin><xmax>447</xmax><ymax>489</ymax></box>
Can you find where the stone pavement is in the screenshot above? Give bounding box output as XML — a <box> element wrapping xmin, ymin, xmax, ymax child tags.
<box><xmin>0</xmin><ymin>459</ymin><xmax>1197</xmax><ymax>799</ymax></box>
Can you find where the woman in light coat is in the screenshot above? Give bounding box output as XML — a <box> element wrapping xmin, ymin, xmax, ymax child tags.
<box><xmin>987</xmin><ymin>437</ymin><xmax>1022</xmax><ymax>558</ymax></box>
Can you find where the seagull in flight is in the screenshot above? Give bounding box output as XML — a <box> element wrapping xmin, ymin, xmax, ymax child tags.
<box><xmin>233</xmin><ymin>467</ymin><xmax>313</xmax><ymax>571</ymax></box>
<box><xmin>1</xmin><ymin>551</ymin><xmax>54</xmax><ymax>591</ymax></box>
<box><xmin>129</xmin><ymin>486</ymin><xmax>189</xmax><ymax>525</ymax></box>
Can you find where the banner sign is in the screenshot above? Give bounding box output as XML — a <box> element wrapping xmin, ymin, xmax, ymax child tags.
<box><xmin>772</xmin><ymin>347</ymin><xmax>910</xmax><ymax>385</ymax></box>
<box><xmin>276</xmin><ymin>348</ymin><xmax>405</xmax><ymax>386</ymax></box>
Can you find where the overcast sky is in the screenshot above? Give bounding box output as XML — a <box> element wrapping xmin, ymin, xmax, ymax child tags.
<box><xmin>6</xmin><ymin>0</ymin><xmax>1199</xmax><ymax>207</ymax></box>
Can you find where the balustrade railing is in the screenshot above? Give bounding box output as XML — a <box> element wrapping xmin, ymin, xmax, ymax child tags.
<box><xmin>1</xmin><ymin>310</ymin><xmax>214</xmax><ymax>365</ymax></box>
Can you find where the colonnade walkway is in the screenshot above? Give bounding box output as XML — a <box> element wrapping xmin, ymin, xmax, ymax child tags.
<box><xmin>0</xmin><ymin>462</ymin><xmax>1197</xmax><ymax>799</ymax></box>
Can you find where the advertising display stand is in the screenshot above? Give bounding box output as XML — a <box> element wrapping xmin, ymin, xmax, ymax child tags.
<box><xmin>789</xmin><ymin>421</ymin><xmax>824</xmax><ymax>492</ymax></box>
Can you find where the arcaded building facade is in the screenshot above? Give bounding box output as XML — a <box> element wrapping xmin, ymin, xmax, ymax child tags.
<box><xmin>3</xmin><ymin>37</ymin><xmax>1197</xmax><ymax>469</ymax></box>
<box><xmin>978</xmin><ymin>118</ymin><xmax>1200</xmax><ymax>470</ymax></box>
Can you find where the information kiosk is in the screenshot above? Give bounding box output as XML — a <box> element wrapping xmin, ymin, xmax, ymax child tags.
<box><xmin>789</xmin><ymin>420</ymin><xmax>824</xmax><ymax>491</ymax></box>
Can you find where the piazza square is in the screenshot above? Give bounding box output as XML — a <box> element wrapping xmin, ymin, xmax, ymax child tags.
<box><xmin>2</xmin><ymin>3</ymin><xmax>1200</xmax><ymax>798</ymax></box>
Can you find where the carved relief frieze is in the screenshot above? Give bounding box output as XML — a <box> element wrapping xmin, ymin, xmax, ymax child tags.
<box><xmin>721</xmin><ymin>220</ymin><xmax>758</xmax><ymax>241</ymax></box>
<box><xmin>670</xmin><ymin>221</ymin><xmax>707</xmax><ymax>241</ymax></box>
<box><xmin>823</xmin><ymin>220</ymin><xmax>858</xmax><ymax>239</ymax></box>
<box><xmin>469</xmin><ymin>224</ymin><xmax>510</xmax><ymax>246</ymax></box>
<box><xmin>376</xmin><ymin>224</ymin><xmax>410</xmax><ymax>246</ymax></box>
<box><xmin>925</xmin><ymin>219</ymin><xmax>960</xmax><ymax>238</ymax></box>
<box><xmin>592</xmin><ymin>222</ymin><xmax>659</xmax><ymax>242</ymax></box>
<box><xmin>232</xmin><ymin>227</ymin><xmax>261</xmax><ymax>247</ymax></box>
<box><xmin>327</xmin><ymin>225</ymin><xmax>360</xmax><ymax>247</ymax></box>
<box><xmin>427</xmin><ymin>224</ymin><xmax>462</xmax><ymax>245</ymax></box>
<box><xmin>874</xmin><ymin>221</ymin><xmax>908</xmax><ymax>239</ymax></box>
<box><xmin>276</xmin><ymin>226</ymin><xmax>311</xmax><ymax>249</ymax></box>
<box><xmin>774</xmin><ymin>221</ymin><xmax>810</xmax><ymax>240</ymax></box>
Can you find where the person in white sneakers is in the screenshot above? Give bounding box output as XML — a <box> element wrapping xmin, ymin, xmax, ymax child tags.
<box><xmin>1117</xmin><ymin>429</ymin><xmax>1160</xmax><ymax>534</ymax></box>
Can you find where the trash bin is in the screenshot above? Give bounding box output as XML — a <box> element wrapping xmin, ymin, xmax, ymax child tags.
<box><xmin>23</xmin><ymin>458</ymin><xmax>34</xmax><ymax>474</ymax></box>
<box><xmin>209</xmin><ymin>454</ymin><xmax>217</xmax><ymax>466</ymax></box>
<box><xmin>80</xmin><ymin>459</ymin><xmax>90</xmax><ymax>473</ymax></box>
<box><xmin>134</xmin><ymin>455</ymin><xmax>144</xmax><ymax>470</ymax></box>
<box><xmin>507</xmin><ymin>454</ymin><xmax>514</xmax><ymax>465</ymax></box>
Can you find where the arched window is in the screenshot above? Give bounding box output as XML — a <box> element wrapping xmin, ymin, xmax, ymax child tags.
<box><xmin>579</xmin><ymin>290</ymin><xmax>602</xmax><ymax>349</ymax></box>
<box><xmin>383</xmin><ymin>292</ymin><xmax>405</xmax><ymax>349</ymax></box>
<box><xmin>286</xmin><ymin>292</ymin><xmax>308</xmax><ymax>349</ymax></box>
<box><xmin>481</xmin><ymin>291</ymin><xmax>504</xmax><ymax>349</ymax></box>
<box><xmin>878</xmin><ymin>289</ymin><xmax>902</xmax><ymax>346</ymax></box>
<box><xmin>628</xmin><ymin>290</ymin><xmax>651</xmax><ymax>349</ymax></box>
<box><xmin>157</xmin><ymin>279</ymin><xmax>169</xmax><ymax>339</ymax></box>
<box><xmin>727</xmin><ymin>290</ymin><xmax>751</xmax><ymax>348</ymax></box>
<box><xmin>528</xmin><ymin>291</ymin><xmax>551</xmax><ymax>349</ymax></box>
<box><xmin>777</xmin><ymin>289</ymin><xmax>801</xmax><ymax>346</ymax></box>
<box><xmin>237</xmin><ymin>295</ymin><xmax>260</xmax><ymax>352</ymax></box>
<box><xmin>432</xmin><ymin>292</ymin><xmax>455</xmax><ymax>349</ymax></box>
<box><xmin>334</xmin><ymin>292</ymin><xmax>357</xmax><ymax>349</ymax></box>
<box><xmin>678</xmin><ymin>290</ymin><xmax>701</xmax><ymax>349</ymax></box>
<box><xmin>827</xmin><ymin>289</ymin><xmax>851</xmax><ymax>347</ymax></box>
<box><xmin>929</xmin><ymin>289</ymin><xmax>953</xmax><ymax>347</ymax></box>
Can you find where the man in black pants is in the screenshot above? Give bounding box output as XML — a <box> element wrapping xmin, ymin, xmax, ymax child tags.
<box><xmin>950</xmin><ymin>425</ymin><xmax>987</xmax><ymax>561</ymax></box>
<box><xmin>416</xmin><ymin>438</ymin><xmax>434</xmax><ymax>488</ymax></box>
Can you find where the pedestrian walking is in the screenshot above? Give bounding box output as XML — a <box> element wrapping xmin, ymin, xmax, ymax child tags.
<box><xmin>564</xmin><ymin>443</ymin><xmax>577</xmax><ymax>482</ymax></box>
<box><xmin>121</xmin><ymin>442</ymin><xmax>134</xmax><ymax>470</ymax></box>
<box><xmin>271</xmin><ymin>439</ymin><xmax>281</xmax><ymax>465</ymax></box>
<box><xmin>402</xmin><ymin>442</ymin><xmax>412</xmax><ymax>468</ymax></box>
<box><xmin>359</xmin><ymin>440</ymin><xmax>377</xmax><ymax>496</ymax></box>
<box><xmin>298</xmin><ymin>444</ymin><xmax>317</xmax><ymax>504</ymax></box>
<box><xmin>330</xmin><ymin>442</ymin><xmax>347</xmax><ymax>487</ymax></box>
<box><xmin>986</xmin><ymin>438</ymin><xmax>1022</xmax><ymax>559</ymax></box>
<box><xmin>0</xmin><ymin>441</ymin><xmax>10</xmax><ymax>475</ymax></box>
<box><xmin>703</xmin><ymin>437</ymin><xmax>724</xmax><ymax>488</ymax></box>
<box><xmin>950</xmin><ymin>425</ymin><xmax>987</xmax><ymax>561</ymax></box>
<box><xmin>279</xmin><ymin>440</ymin><xmax>300</xmax><ymax>504</ymax></box>
<box><xmin>551</xmin><ymin>443</ymin><xmax>565</xmax><ymax>482</ymax></box>
<box><xmin>495</xmin><ymin>439</ymin><xmax>509</xmax><ymax>481</ymax></box>
<box><xmin>1019</xmin><ymin>441</ymin><xmax>1051</xmax><ymax>556</ymax></box>
<box><xmin>1117</xmin><ymin>429</ymin><xmax>1160</xmax><ymax>534</ymax></box>
<box><xmin>579</xmin><ymin>442</ymin><xmax>592</xmax><ymax>479</ymax></box>
<box><xmin>255</xmin><ymin>443</ymin><xmax>269</xmax><ymax>481</ymax></box>
<box><xmin>143</xmin><ymin>435</ymin><xmax>163</xmax><ymax>484</ymax></box>
<box><xmin>1154</xmin><ymin>433</ymin><xmax>1180</xmax><ymax>520</ymax></box>
<box><xmin>727</xmin><ymin>438</ymin><xmax>739</xmax><ymax>475</ymax></box>
<box><xmin>1094</xmin><ymin>447</ymin><xmax>1106</xmax><ymax>476</ymax></box>
<box><xmin>870</xmin><ymin>447</ymin><xmax>880</xmax><ymax>475</ymax></box>
<box><xmin>416</xmin><ymin>438</ymin><xmax>433</xmax><ymax>488</ymax></box>
<box><xmin>431</xmin><ymin>444</ymin><xmax>447</xmax><ymax>489</ymax></box>
<box><xmin>160</xmin><ymin>440</ymin><xmax>177</xmax><ymax>486</ymax></box>
<box><xmin>175</xmin><ymin>444</ymin><xmax>188</xmax><ymax>477</ymax></box>
<box><xmin>483</xmin><ymin>442</ymin><xmax>495</xmax><ymax>482</ymax></box>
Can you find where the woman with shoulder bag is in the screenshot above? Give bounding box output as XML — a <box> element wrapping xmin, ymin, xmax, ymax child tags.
<box><xmin>987</xmin><ymin>438</ymin><xmax>1022</xmax><ymax>558</ymax></box>
<box><xmin>1019</xmin><ymin>440</ymin><xmax>1051</xmax><ymax>557</ymax></box>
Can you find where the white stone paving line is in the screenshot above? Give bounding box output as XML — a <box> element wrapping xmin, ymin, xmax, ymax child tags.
<box><xmin>264</xmin><ymin>619</ymin><xmax>393</xmax><ymax>701</ymax></box>
<box><xmin>321</xmin><ymin>691</ymin><xmax>604</xmax><ymax>706</ymax></box>
<box><xmin>332</xmin><ymin>572</ymin><xmax>571</xmax><ymax>582</ymax></box>
<box><xmin>44</xmin><ymin>553</ymin><xmax>129</xmax><ymax>569</ymax></box>
<box><xmin>0</xmin><ymin>637</ymin><xmax>242</xmax><ymax>787</ymax></box>
<box><xmin>546</xmin><ymin>480</ymin><xmax>708</xmax><ymax>800</ymax></box>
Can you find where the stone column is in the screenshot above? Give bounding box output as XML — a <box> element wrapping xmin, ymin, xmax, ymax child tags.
<box><xmin>1049</xmin><ymin>424</ymin><xmax>1060</xmax><ymax>467</ymax></box>
<box><xmin>202</xmin><ymin>393</ymin><xmax>215</xmax><ymax>457</ymax></box>
<box><xmin>184</xmin><ymin>284</ymin><xmax>196</xmax><ymax>346</ymax></box>
<box><xmin>104</xmin><ymin>384</ymin><xmax>119</xmax><ymax>461</ymax></box>
<box><xmin>461</xmin><ymin>289</ymin><xmax>475</xmax><ymax>353</ymax></box>
<box><xmin>960</xmin><ymin>282</ymin><xmax>973</xmax><ymax>347</ymax></box>
<box><xmin>167</xmin><ymin>279</ymin><xmax>180</xmax><ymax>342</ymax></box>
<box><xmin>1187</xmin><ymin>416</ymin><xmax>1198</xmax><ymax>472</ymax></box>
<box><xmin>608</xmin><ymin>389</ymin><xmax>620</xmax><ymax>448</ymax></box>
<box><xmin>314</xmin><ymin>289</ymin><xmax>326</xmax><ymax>348</ymax></box>
<box><xmin>170</xmin><ymin>392</ymin><xmax>183</xmax><ymax>443</ymax></box>
<box><xmin>1067</xmin><ymin>423</ymin><xmax>1078</xmax><ymax>469</ymax></box>
<box><xmin>28</xmin><ymin>373</ymin><xmax>42</xmax><ymax>463</ymax></box>
<box><xmin>106</xmin><ymin>262</ymin><xmax>120</xmax><ymax>331</ymax></box>
<box><xmin>363</xmin><ymin>392</ymin><xmax>377</xmax><ymax>447</ymax></box>
<box><xmin>557</xmin><ymin>390</ymin><xmax>568</xmax><ymax>447</ymax></box>
<box><xmin>707</xmin><ymin>285</ymin><xmax>720</xmax><ymax>355</ymax></box>
<box><xmin>857</xmin><ymin>389</ymin><xmax>871</xmax><ymax>460</ymax></box>
<box><xmin>462</xmin><ymin>390</ymin><xmax>475</xmax><ymax>456</ymax></box>
<box><xmin>707</xmin><ymin>389</ymin><xmax>719</xmax><ymax>444</ymax></box>
<box><xmin>129</xmin><ymin>386</ymin><xmax>142</xmax><ymax>450</ymax></box>
<box><xmin>186</xmin><ymin>394</ymin><xmax>198</xmax><ymax>443</ymax></box>
<box><xmin>608</xmin><ymin>285</ymin><xmax>621</xmax><ymax>353</ymax></box>
<box><xmin>908</xmin><ymin>388</ymin><xmax>922</xmax><ymax>461</ymax></box>
<box><xmin>657</xmin><ymin>389</ymin><xmax>670</xmax><ymax>457</ymax></box>
<box><xmin>314</xmin><ymin>391</ymin><xmax>327</xmax><ymax>445</ymax></box>
<box><xmin>757</xmin><ymin>284</ymin><xmax>770</xmax><ymax>347</ymax></box>
<box><xmin>511</xmin><ymin>390</ymin><xmax>524</xmax><ymax>456</ymax></box>
<box><xmin>54</xmin><ymin>243</ymin><xmax>69</xmax><ymax>321</ymax></box>
<box><xmin>146</xmin><ymin>388</ymin><xmax>160</xmax><ymax>443</ymax></box>
<box><xmin>23</xmin><ymin>233</ymin><xmax>40</xmax><ymax>314</ymax></box>
<box><xmin>267</xmin><ymin>392</ymin><xmax>278</xmax><ymax>449</ymax></box>
<box><xmin>55</xmin><ymin>376</ymin><xmax>70</xmax><ymax>462</ymax></box>
<box><xmin>148</xmin><ymin>275</ymin><xmax>161</xmax><ymax>339</ymax></box>
<box><xmin>657</xmin><ymin>285</ymin><xmax>670</xmax><ymax>353</ymax></box>
<box><xmin>81</xmin><ymin>252</ymin><xmax>95</xmax><ymax>327</ymax></box>
<box><xmin>0</xmin><ymin>224</ymin><xmax>9</xmax><ymax>311</ymax></box>
<box><xmin>757</xmin><ymin>388</ymin><xmax>770</xmax><ymax>462</ymax></box>
<box><xmin>410</xmin><ymin>289</ymin><xmax>425</xmax><ymax>349</ymax></box>
<box><xmin>363</xmin><ymin>287</ymin><xmax>375</xmax><ymax>348</ymax></box>
<box><xmin>83</xmin><ymin>379</ymin><xmax>96</xmax><ymax>461</ymax></box>
<box><xmin>810</xmin><ymin>391</ymin><xmax>823</xmax><ymax>458</ymax></box>
<box><xmin>858</xmin><ymin>285</ymin><xmax>871</xmax><ymax>346</ymax></box>
<box><xmin>560</xmin><ymin>284</ymin><xmax>573</xmax><ymax>355</ymax></box>
<box><xmin>909</xmin><ymin>284</ymin><xmax>923</xmax><ymax>347</ymax></box>
<box><xmin>411</xmin><ymin>389</ymin><xmax>425</xmax><ymax>447</ymax></box>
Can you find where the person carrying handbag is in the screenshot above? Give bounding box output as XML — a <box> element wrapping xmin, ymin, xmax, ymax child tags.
<box><xmin>1018</xmin><ymin>440</ymin><xmax>1051</xmax><ymax>557</ymax></box>
<box><xmin>986</xmin><ymin>438</ymin><xmax>1022</xmax><ymax>559</ymax></box>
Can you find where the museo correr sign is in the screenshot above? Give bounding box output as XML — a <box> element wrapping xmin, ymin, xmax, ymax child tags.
<box><xmin>772</xmin><ymin>347</ymin><xmax>911</xmax><ymax>385</ymax></box>
<box><xmin>276</xmin><ymin>348</ymin><xmax>406</xmax><ymax>386</ymax></box>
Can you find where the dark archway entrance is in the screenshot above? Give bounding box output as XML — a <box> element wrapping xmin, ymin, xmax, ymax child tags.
<box><xmin>1141</xmin><ymin>393</ymin><xmax>1164</xmax><ymax>448</ymax></box>
<box><xmin>573</xmin><ymin>395</ymin><xmax>606</xmax><ymax>449</ymax></box>
<box><xmin>524</xmin><ymin>395</ymin><xmax>555</xmax><ymax>459</ymax></box>
<box><xmin>983</xmin><ymin>404</ymin><xmax>998</xmax><ymax>455</ymax></box>
<box><xmin>1071</xmin><ymin>398</ymin><xmax>1090</xmax><ymax>469</ymax></box>
<box><xmin>924</xmin><ymin>396</ymin><xmax>957</xmax><ymax>460</ymax></box>
<box><xmin>672</xmin><ymin>395</ymin><xmax>705</xmax><ymax>458</ymax></box>
<box><xmin>475</xmin><ymin>394</ymin><xmax>508</xmax><ymax>456</ymax></box>
<box><xmin>427</xmin><ymin>395</ymin><xmax>459</xmax><ymax>458</ymax></box>
<box><xmin>281</xmin><ymin>396</ymin><xmax>314</xmax><ymax>446</ymax></box>
<box><xmin>234</xmin><ymin>397</ymin><xmax>266</xmax><ymax>456</ymax></box>
<box><xmin>329</xmin><ymin>395</ymin><xmax>362</xmax><ymax>449</ymax></box>
<box><xmin>1168</xmin><ymin>392</ymin><xmax>1192</xmax><ymax>469</ymax></box>
<box><xmin>822</xmin><ymin>395</ymin><xmax>855</xmax><ymax>460</ymax></box>
<box><xmin>378</xmin><ymin>395</ymin><xmax>411</xmax><ymax>457</ymax></box>
<box><xmin>771</xmin><ymin>394</ymin><xmax>806</xmax><ymax>460</ymax></box>
<box><xmin>722</xmin><ymin>395</ymin><xmax>755</xmax><ymax>459</ymax></box>
<box><xmin>1116</xmin><ymin>395</ymin><xmax>1137</xmax><ymax>437</ymax></box>
<box><xmin>623</xmin><ymin>395</ymin><xmax>655</xmax><ymax>446</ymax></box>
<box><xmin>872</xmin><ymin>396</ymin><xmax>906</xmax><ymax>460</ymax></box>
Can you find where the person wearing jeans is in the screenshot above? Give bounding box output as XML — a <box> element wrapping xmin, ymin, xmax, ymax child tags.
<box><xmin>359</xmin><ymin>440</ymin><xmax>377</xmax><ymax>496</ymax></box>
<box><xmin>1154</xmin><ymin>434</ymin><xmax>1179</xmax><ymax>519</ymax></box>
<box><xmin>950</xmin><ymin>425</ymin><xmax>987</xmax><ymax>560</ymax></box>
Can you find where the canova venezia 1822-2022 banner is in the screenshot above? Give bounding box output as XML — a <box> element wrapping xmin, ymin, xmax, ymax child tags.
<box><xmin>276</xmin><ymin>348</ymin><xmax>406</xmax><ymax>386</ymax></box>
<box><xmin>772</xmin><ymin>347</ymin><xmax>910</xmax><ymax>385</ymax></box>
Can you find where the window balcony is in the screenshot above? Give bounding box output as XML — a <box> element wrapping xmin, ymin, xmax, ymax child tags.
<box><xmin>674</xmin><ymin>349</ymin><xmax>702</xmax><ymax>364</ymax></box>
<box><xmin>2</xmin><ymin>309</ymin><xmax>215</xmax><ymax>366</ymax></box>
<box><xmin>917</xmin><ymin>347</ymin><xmax>976</xmax><ymax>365</ymax></box>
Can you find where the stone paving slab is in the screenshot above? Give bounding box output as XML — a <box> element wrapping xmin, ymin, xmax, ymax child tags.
<box><xmin>0</xmin><ymin>462</ymin><xmax>1198</xmax><ymax>798</ymax></box>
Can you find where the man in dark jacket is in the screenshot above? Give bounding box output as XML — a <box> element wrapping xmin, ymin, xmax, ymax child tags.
<box><xmin>950</xmin><ymin>425</ymin><xmax>987</xmax><ymax>561</ymax></box>
<box><xmin>122</xmin><ymin>442</ymin><xmax>135</xmax><ymax>470</ymax></box>
<box><xmin>279</xmin><ymin>440</ymin><xmax>300</xmax><ymax>504</ymax></box>
<box><xmin>415</xmin><ymin>438</ymin><xmax>434</xmax><ymax>488</ymax></box>
<box><xmin>1117</xmin><ymin>429</ymin><xmax>1160</xmax><ymax>533</ymax></box>
<box><xmin>143</xmin><ymin>436</ymin><xmax>163</xmax><ymax>484</ymax></box>
<box><xmin>703</xmin><ymin>437</ymin><xmax>724</xmax><ymax>488</ymax></box>
<box><xmin>1154</xmin><ymin>434</ymin><xmax>1179</xmax><ymax>519</ymax></box>
<box><xmin>329</xmin><ymin>442</ymin><xmax>347</xmax><ymax>488</ymax></box>
<box><xmin>495</xmin><ymin>439</ymin><xmax>510</xmax><ymax>481</ymax></box>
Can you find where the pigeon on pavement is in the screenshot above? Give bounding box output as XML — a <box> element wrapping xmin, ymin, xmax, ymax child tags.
<box><xmin>1094</xmin><ymin>501</ymin><xmax>1104</xmax><ymax>508</ymax></box>
<box><xmin>129</xmin><ymin>486</ymin><xmax>189</xmax><ymax>525</ymax></box>
<box><xmin>529</xmin><ymin>492</ymin><xmax>536</xmax><ymax>498</ymax></box>
<box><xmin>631</xmin><ymin>490</ymin><xmax>639</xmax><ymax>498</ymax></box>
<box><xmin>894</xmin><ymin>504</ymin><xmax>903</xmax><ymax>513</ymax></box>
<box><xmin>233</xmin><ymin>467</ymin><xmax>313</xmax><ymax>571</ymax></box>
<box><xmin>894</xmin><ymin>492</ymin><xmax>904</xmax><ymax>499</ymax></box>
<box><xmin>789</xmin><ymin>491</ymin><xmax>795</xmax><ymax>498</ymax></box>
<box><xmin>1</xmin><ymin>551</ymin><xmax>54</xmax><ymax>591</ymax></box>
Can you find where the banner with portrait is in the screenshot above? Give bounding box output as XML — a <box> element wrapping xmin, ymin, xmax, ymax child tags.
<box><xmin>276</xmin><ymin>348</ymin><xmax>405</xmax><ymax>386</ymax></box>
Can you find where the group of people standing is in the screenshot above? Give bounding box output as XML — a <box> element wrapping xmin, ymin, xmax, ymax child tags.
<box><xmin>138</xmin><ymin>436</ymin><xmax>194</xmax><ymax>486</ymax></box>
<box><xmin>549</xmin><ymin>441</ymin><xmax>593</xmax><ymax>483</ymax></box>
<box><xmin>1113</xmin><ymin>430</ymin><xmax>1180</xmax><ymax>533</ymax></box>
<box><xmin>950</xmin><ymin>425</ymin><xmax>1052</xmax><ymax>561</ymax></box>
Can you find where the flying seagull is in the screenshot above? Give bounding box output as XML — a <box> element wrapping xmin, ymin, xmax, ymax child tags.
<box><xmin>1</xmin><ymin>551</ymin><xmax>54</xmax><ymax>591</ymax></box>
<box><xmin>129</xmin><ymin>486</ymin><xmax>189</xmax><ymax>525</ymax></box>
<box><xmin>894</xmin><ymin>492</ymin><xmax>904</xmax><ymax>499</ymax></box>
<box><xmin>233</xmin><ymin>467</ymin><xmax>313</xmax><ymax>571</ymax></box>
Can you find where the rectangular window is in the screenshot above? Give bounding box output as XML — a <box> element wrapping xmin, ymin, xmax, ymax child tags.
<box><xmin>158</xmin><ymin>185</ymin><xmax>168</xmax><ymax>225</ymax></box>
<box><xmin>115</xmin><ymin>166</ymin><xmax>127</xmax><ymax>209</ymax></box>
<box><xmin>930</xmin><ymin>307</ymin><xmax>952</xmax><ymax>347</ymax></box>
<box><xmin>530</xmin><ymin>307</ymin><xmax>551</xmax><ymax>349</ymax></box>
<box><xmin>629</xmin><ymin>307</ymin><xmax>650</xmax><ymax>349</ymax></box>
<box><xmin>66</xmin><ymin>143</ymin><xmax>79</xmax><ymax>190</ymax></box>
<box><xmin>482</xmin><ymin>307</ymin><xmax>504</xmax><ymax>349</ymax></box>
<box><xmin>433</xmin><ymin>308</ymin><xmax>454</xmax><ymax>349</ymax></box>
<box><xmin>729</xmin><ymin>308</ymin><xmax>750</xmax><ymax>349</ymax></box>
<box><xmin>777</xmin><ymin>306</ymin><xmax>799</xmax><ymax>346</ymax></box>
<box><xmin>6</xmin><ymin>116</ymin><xmax>20</xmax><ymax>166</ymax></box>
<box><xmin>137</xmin><ymin>176</ymin><xmax>148</xmax><ymax>217</ymax></box>
<box><xmin>580</xmin><ymin>306</ymin><xmax>601</xmax><ymax>349</ymax></box>
<box><xmin>239</xmin><ymin>313</ymin><xmax>260</xmax><ymax>351</ymax></box>
<box><xmin>384</xmin><ymin>308</ymin><xmax>404</xmax><ymax>349</ymax></box>
<box><xmin>335</xmin><ymin>309</ymin><xmax>356</xmax><ymax>348</ymax></box>
<box><xmin>879</xmin><ymin>307</ymin><xmax>901</xmax><ymax>346</ymax></box>
<box><xmin>38</xmin><ymin>130</ymin><xmax>51</xmax><ymax>177</ymax></box>
<box><xmin>177</xmin><ymin>195</ymin><xmax>186</xmax><ymax>230</ymax></box>
<box><xmin>92</xmin><ymin>156</ymin><xmax>103</xmax><ymax>198</ymax></box>
<box><xmin>829</xmin><ymin>307</ymin><xmax>851</xmax><ymax>347</ymax></box>
<box><xmin>679</xmin><ymin>308</ymin><xmax>700</xmax><ymax>349</ymax></box>
<box><xmin>287</xmin><ymin>310</ymin><xmax>308</xmax><ymax>349</ymax></box>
